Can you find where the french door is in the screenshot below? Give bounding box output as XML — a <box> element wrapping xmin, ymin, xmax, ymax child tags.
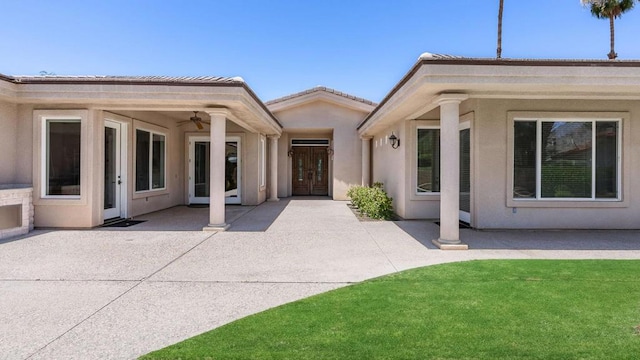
<box><xmin>104</xmin><ymin>120</ymin><xmax>124</xmax><ymax>219</ymax></box>
<box><xmin>188</xmin><ymin>136</ymin><xmax>241</xmax><ymax>204</ymax></box>
<box><xmin>291</xmin><ymin>146</ymin><xmax>329</xmax><ymax>196</ymax></box>
<box><xmin>459</xmin><ymin>122</ymin><xmax>471</xmax><ymax>223</ymax></box>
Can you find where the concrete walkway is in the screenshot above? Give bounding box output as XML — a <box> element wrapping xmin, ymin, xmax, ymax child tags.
<box><xmin>1</xmin><ymin>199</ymin><xmax>640</xmax><ymax>359</ymax></box>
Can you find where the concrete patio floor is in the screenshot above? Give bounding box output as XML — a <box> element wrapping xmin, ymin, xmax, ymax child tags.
<box><xmin>1</xmin><ymin>198</ymin><xmax>640</xmax><ymax>359</ymax></box>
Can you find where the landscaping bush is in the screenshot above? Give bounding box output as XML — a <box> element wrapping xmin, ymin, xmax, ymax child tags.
<box><xmin>347</xmin><ymin>183</ymin><xmax>394</xmax><ymax>220</ymax></box>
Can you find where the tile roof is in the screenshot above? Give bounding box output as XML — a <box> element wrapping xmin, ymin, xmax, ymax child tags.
<box><xmin>6</xmin><ymin>74</ymin><xmax>244</xmax><ymax>84</ymax></box>
<box><xmin>266</xmin><ymin>86</ymin><xmax>377</xmax><ymax>106</ymax></box>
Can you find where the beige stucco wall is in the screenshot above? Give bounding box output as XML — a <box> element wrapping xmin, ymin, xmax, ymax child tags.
<box><xmin>472</xmin><ymin>98</ymin><xmax>640</xmax><ymax>229</ymax></box>
<box><xmin>371</xmin><ymin>100</ymin><xmax>476</xmax><ymax>220</ymax></box>
<box><xmin>0</xmin><ymin>101</ymin><xmax>18</xmax><ymax>183</ymax></box>
<box><xmin>31</xmin><ymin>109</ymin><xmax>102</xmax><ymax>228</ymax></box>
<box><xmin>371</xmin><ymin>120</ymin><xmax>408</xmax><ymax>218</ymax></box>
<box><xmin>227</xmin><ymin>121</ymin><xmax>266</xmax><ymax>205</ymax></box>
<box><xmin>272</xmin><ymin>101</ymin><xmax>367</xmax><ymax>200</ymax></box>
<box><xmin>376</xmin><ymin>97</ymin><xmax>640</xmax><ymax>228</ymax></box>
<box><xmin>111</xmin><ymin>110</ymin><xmax>185</xmax><ymax>219</ymax></box>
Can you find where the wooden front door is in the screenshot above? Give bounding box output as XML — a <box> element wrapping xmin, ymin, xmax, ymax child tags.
<box><xmin>292</xmin><ymin>147</ymin><xmax>329</xmax><ymax>196</ymax></box>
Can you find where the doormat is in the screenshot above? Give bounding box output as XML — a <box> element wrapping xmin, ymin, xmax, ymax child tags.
<box><xmin>434</xmin><ymin>221</ymin><xmax>472</xmax><ymax>229</ymax></box>
<box><xmin>102</xmin><ymin>219</ymin><xmax>146</xmax><ymax>228</ymax></box>
<box><xmin>188</xmin><ymin>204</ymin><xmax>209</xmax><ymax>208</ymax></box>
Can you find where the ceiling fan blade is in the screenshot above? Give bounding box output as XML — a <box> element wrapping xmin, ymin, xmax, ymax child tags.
<box><xmin>196</xmin><ymin>121</ymin><xmax>204</xmax><ymax>130</ymax></box>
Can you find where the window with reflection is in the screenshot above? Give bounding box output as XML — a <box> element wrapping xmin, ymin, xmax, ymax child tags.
<box><xmin>46</xmin><ymin>120</ymin><xmax>81</xmax><ymax>196</ymax></box>
<box><xmin>416</xmin><ymin>128</ymin><xmax>440</xmax><ymax>193</ymax></box>
<box><xmin>513</xmin><ymin>119</ymin><xmax>619</xmax><ymax>200</ymax></box>
<box><xmin>136</xmin><ymin>129</ymin><xmax>166</xmax><ymax>192</ymax></box>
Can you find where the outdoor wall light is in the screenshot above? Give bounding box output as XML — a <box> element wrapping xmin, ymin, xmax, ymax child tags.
<box><xmin>389</xmin><ymin>132</ymin><xmax>400</xmax><ymax>149</ymax></box>
<box><xmin>288</xmin><ymin>148</ymin><xmax>294</xmax><ymax>157</ymax></box>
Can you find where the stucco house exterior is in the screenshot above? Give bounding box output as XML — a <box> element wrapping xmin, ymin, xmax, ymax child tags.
<box><xmin>2</xmin><ymin>53</ymin><xmax>640</xmax><ymax>248</ymax></box>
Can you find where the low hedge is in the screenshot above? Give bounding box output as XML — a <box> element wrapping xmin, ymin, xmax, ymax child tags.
<box><xmin>347</xmin><ymin>182</ymin><xmax>394</xmax><ymax>220</ymax></box>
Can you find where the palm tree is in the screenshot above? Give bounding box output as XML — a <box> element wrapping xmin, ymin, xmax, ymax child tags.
<box><xmin>581</xmin><ymin>0</ymin><xmax>636</xmax><ymax>59</ymax></box>
<box><xmin>497</xmin><ymin>0</ymin><xmax>504</xmax><ymax>58</ymax></box>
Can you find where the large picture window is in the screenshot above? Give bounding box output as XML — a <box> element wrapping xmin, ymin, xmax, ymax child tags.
<box><xmin>513</xmin><ymin>119</ymin><xmax>619</xmax><ymax>200</ymax></box>
<box><xmin>45</xmin><ymin>120</ymin><xmax>81</xmax><ymax>196</ymax></box>
<box><xmin>417</xmin><ymin>128</ymin><xmax>440</xmax><ymax>193</ymax></box>
<box><xmin>136</xmin><ymin>129</ymin><xmax>166</xmax><ymax>192</ymax></box>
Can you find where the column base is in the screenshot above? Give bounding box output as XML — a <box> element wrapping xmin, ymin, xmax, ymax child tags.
<box><xmin>267</xmin><ymin>198</ymin><xmax>280</xmax><ymax>202</ymax></box>
<box><xmin>432</xmin><ymin>238</ymin><xmax>468</xmax><ymax>250</ymax></box>
<box><xmin>203</xmin><ymin>223</ymin><xmax>230</xmax><ymax>232</ymax></box>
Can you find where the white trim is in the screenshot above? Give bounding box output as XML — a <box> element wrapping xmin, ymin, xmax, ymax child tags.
<box><xmin>188</xmin><ymin>136</ymin><xmax>210</xmax><ymax>204</ymax></box>
<box><xmin>225</xmin><ymin>136</ymin><xmax>242</xmax><ymax>204</ymax></box>
<box><xmin>103</xmin><ymin>118</ymin><xmax>129</xmax><ymax>219</ymax></box>
<box><xmin>103</xmin><ymin>120</ymin><xmax>121</xmax><ymax>219</ymax></box>
<box><xmin>41</xmin><ymin>117</ymin><xmax>82</xmax><ymax>199</ymax></box>
<box><xmin>134</xmin><ymin>127</ymin><xmax>167</xmax><ymax>193</ymax></box>
<box><xmin>513</xmin><ymin>117</ymin><xmax>622</xmax><ymax>202</ymax></box>
<box><xmin>415</xmin><ymin>125</ymin><xmax>441</xmax><ymax>196</ymax></box>
<box><xmin>259</xmin><ymin>135</ymin><xmax>266</xmax><ymax>188</ymax></box>
<box><xmin>186</xmin><ymin>135</ymin><xmax>243</xmax><ymax>205</ymax></box>
<box><xmin>459</xmin><ymin>121</ymin><xmax>471</xmax><ymax>224</ymax></box>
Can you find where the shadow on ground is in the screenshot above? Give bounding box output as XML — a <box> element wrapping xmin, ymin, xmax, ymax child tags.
<box><xmin>393</xmin><ymin>219</ymin><xmax>640</xmax><ymax>251</ymax></box>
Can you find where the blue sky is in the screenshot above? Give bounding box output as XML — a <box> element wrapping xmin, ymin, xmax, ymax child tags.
<box><xmin>2</xmin><ymin>0</ymin><xmax>640</xmax><ymax>102</ymax></box>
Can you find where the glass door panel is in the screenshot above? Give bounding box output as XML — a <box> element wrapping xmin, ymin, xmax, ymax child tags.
<box><xmin>194</xmin><ymin>142</ymin><xmax>210</xmax><ymax>198</ymax></box>
<box><xmin>189</xmin><ymin>136</ymin><xmax>241</xmax><ymax>204</ymax></box>
<box><xmin>459</xmin><ymin>127</ymin><xmax>471</xmax><ymax>223</ymax></box>
<box><xmin>225</xmin><ymin>140</ymin><xmax>241</xmax><ymax>203</ymax></box>
<box><xmin>104</xmin><ymin>121</ymin><xmax>122</xmax><ymax>220</ymax></box>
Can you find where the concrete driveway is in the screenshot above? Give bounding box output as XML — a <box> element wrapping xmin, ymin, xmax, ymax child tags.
<box><xmin>2</xmin><ymin>199</ymin><xmax>640</xmax><ymax>359</ymax></box>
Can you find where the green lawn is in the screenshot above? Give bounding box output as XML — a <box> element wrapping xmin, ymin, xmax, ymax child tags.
<box><xmin>141</xmin><ymin>260</ymin><xmax>640</xmax><ymax>359</ymax></box>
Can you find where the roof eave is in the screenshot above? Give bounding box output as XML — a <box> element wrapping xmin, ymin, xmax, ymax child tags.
<box><xmin>358</xmin><ymin>58</ymin><xmax>640</xmax><ymax>134</ymax></box>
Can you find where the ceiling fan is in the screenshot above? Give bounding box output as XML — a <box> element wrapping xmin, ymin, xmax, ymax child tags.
<box><xmin>177</xmin><ymin>111</ymin><xmax>210</xmax><ymax>130</ymax></box>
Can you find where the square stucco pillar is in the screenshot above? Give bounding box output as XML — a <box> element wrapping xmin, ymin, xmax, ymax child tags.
<box><xmin>361</xmin><ymin>136</ymin><xmax>372</xmax><ymax>186</ymax></box>
<box><xmin>432</xmin><ymin>94</ymin><xmax>469</xmax><ymax>250</ymax></box>
<box><xmin>203</xmin><ymin>109</ymin><xmax>230</xmax><ymax>231</ymax></box>
<box><xmin>268</xmin><ymin>135</ymin><xmax>280</xmax><ymax>201</ymax></box>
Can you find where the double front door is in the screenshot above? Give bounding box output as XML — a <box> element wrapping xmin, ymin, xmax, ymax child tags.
<box><xmin>291</xmin><ymin>146</ymin><xmax>329</xmax><ymax>196</ymax></box>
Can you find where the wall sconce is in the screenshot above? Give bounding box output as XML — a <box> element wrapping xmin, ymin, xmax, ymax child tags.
<box><xmin>327</xmin><ymin>147</ymin><xmax>334</xmax><ymax>156</ymax></box>
<box><xmin>389</xmin><ymin>132</ymin><xmax>400</xmax><ymax>149</ymax></box>
<box><xmin>288</xmin><ymin>148</ymin><xmax>294</xmax><ymax>157</ymax></box>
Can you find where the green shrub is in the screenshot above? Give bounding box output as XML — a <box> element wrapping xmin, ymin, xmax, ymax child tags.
<box><xmin>347</xmin><ymin>184</ymin><xmax>394</xmax><ymax>220</ymax></box>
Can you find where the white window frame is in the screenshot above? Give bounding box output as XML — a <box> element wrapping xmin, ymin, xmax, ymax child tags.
<box><xmin>259</xmin><ymin>135</ymin><xmax>266</xmax><ymax>188</ymax></box>
<box><xmin>513</xmin><ymin>117</ymin><xmax>622</xmax><ymax>202</ymax></box>
<box><xmin>41</xmin><ymin>117</ymin><xmax>82</xmax><ymax>199</ymax></box>
<box><xmin>416</xmin><ymin>126</ymin><xmax>441</xmax><ymax>196</ymax></box>
<box><xmin>135</xmin><ymin>127</ymin><xmax>167</xmax><ymax>193</ymax></box>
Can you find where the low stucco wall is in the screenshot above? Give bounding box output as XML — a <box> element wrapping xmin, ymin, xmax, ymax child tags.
<box><xmin>0</xmin><ymin>185</ymin><xmax>33</xmax><ymax>239</ymax></box>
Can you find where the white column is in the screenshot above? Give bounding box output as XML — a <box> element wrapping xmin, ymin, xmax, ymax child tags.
<box><xmin>268</xmin><ymin>135</ymin><xmax>280</xmax><ymax>202</ymax></box>
<box><xmin>203</xmin><ymin>109</ymin><xmax>229</xmax><ymax>231</ymax></box>
<box><xmin>361</xmin><ymin>137</ymin><xmax>372</xmax><ymax>186</ymax></box>
<box><xmin>433</xmin><ymin>94</ymin><xmax>468</xmax><ymax>250</ymax></box>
